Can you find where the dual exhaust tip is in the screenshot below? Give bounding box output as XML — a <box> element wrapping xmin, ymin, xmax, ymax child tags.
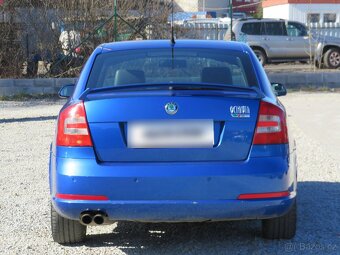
<box><xmin>80</xmin><ymin>212</ymin><xmax>105</xmax><ymax>225</ymax></box>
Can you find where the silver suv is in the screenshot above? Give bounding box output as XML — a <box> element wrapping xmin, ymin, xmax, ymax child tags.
<box><xmin>229</xmin><ymin>18</ymin><xmax>340</xmax><ymax>69</ymax></box>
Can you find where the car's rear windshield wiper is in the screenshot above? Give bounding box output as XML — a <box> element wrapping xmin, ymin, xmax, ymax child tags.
<box><xmin>80</xmin><ymin>83</ymin><xmax>263</xmax><ymax>100</ymax></box>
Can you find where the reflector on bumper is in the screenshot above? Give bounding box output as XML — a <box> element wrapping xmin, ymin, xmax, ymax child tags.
<box><xmin>56</xmin><ymin>193</ymin><xmax>109</xmax><ymax>201</ymax></box>
<box><xmin>237</xmin><ymin>191</ymin><xmax>290</xmax><ymax>200</ymax></box>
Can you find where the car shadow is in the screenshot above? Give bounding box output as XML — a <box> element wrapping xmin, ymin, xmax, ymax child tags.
<box><xmin>82</xmin><ymin>181</ymin><xmax>340</xmax><ymax>254</ymax></box>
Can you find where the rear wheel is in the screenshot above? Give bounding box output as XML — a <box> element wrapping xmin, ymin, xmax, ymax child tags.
<box><xmin>262</xmin><ymin>200</ymin><xmax>297</xmax><ymax>239</ymax></box>
<box><xmin>253</xmin><ymin>48</ymin><xmax>267</xmax><ymax>66</ymax></box>
<box><xmin>51</xmin><ymin>203</ymin><xmax>86</xmax><ymax>244</ymax></box>
<box><xmin>324</xmin><ymin>47</ymin><xmax>340</xmax><ymax>69</ymax></box>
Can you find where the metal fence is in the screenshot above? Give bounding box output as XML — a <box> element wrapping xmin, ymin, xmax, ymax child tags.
<box><xmin>177</xmin><ymin>21</ymin><xmax>340</xmax><ymax>40</ymax></box>
<box><xmin>179</xmin><ymin>22</ymin><xmax>229</xmax><ymax>40</ymax></box>
<box><xmin>0</xmin><ymin>11</ymin><xmax>146</xmax><ymax>79</ymax></box>
<box><xmin>311</xmin><ymin>28</ymin><xmax>340</xmax><ymax>39</ymax></box>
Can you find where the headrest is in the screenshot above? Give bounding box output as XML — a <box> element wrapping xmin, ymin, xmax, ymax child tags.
<box><xmin>201</xmin><ymin>67</ymin><xmax>233</xmax><ymax>85</ymax></box>
<box><xmin>114</xmin><ymin>69</ymin><xmax>145</xmax><ymax>86</ymax></box>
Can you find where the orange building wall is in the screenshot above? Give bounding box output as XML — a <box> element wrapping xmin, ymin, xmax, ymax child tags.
<box><xmin>263</xmin><ymin>0</ymin><xmax>340</xmax><ymax>8</ymax></box>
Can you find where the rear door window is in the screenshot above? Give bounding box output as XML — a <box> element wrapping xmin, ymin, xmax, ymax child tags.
<box><xmin>241</xmin><ymin>22</ymin><xmax>264</xmax><ymax>35</ymax></box>
<box><xmin>264</xmin><ymin>22</ymin><xmax>287</xmax><ymax>36</ymax></box>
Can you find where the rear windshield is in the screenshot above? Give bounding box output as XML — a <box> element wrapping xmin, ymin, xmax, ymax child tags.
<box><xmin>86</xmin><ymin>48</ymin><xmax>258</xmax><ymax>89</ymax></box>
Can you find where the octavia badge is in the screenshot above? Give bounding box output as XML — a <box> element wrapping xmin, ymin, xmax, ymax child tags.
<box><xmin>165</xmin><ymin>102</ymin><xmax>178</xmax><ymax>115</ymax></box>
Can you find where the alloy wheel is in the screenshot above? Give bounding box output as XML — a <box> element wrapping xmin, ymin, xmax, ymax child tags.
<box><xmin>329</xmin><ymin>51</ymin><xmax>340</xmax><ymax>67</ymax></box>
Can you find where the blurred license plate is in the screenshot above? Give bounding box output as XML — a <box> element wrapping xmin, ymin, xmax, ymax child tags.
<box><xmin>128</xmin><ymin>120</ymin><xmax>214</xmax><ymax>148</ymax></box>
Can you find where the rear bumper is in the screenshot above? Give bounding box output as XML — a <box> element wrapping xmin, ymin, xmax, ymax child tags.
<box><xmin>50</xmin><ymin>145</ymin><xmax>297</xmax><ymax>222</ymax></box>
<box><xmin>52</xmin><ymin>197</ymin><xmax>295</xmax><ymax>222</ymax></box>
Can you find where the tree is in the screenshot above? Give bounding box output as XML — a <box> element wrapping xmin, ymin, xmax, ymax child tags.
<box><xmin>0</xmin><ymin>0</ymin><xmax>172</xmax><ymax>78</ymax></box>
<box><xmin>253</xmin><ymin>2</ymin><xmax>263</xmax><ymax>19</ymax></box>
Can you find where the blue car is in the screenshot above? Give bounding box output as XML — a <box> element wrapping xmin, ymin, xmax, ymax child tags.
<box><xmin>50</xmin><ymin>40</ymin><xmax>297</xmax><ymax>244</ymax></box>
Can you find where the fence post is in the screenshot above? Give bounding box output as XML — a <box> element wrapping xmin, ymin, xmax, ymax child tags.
<box><xmin>26</xmin><ymin>33</ymin><xmax>29</xmax><ymax>59</ymax></box>
<box><xmin>229</xmin><ymin>0</ymin><xmax>233</xmax><ymax>41</ymax></box>
<box><xmin>114</xmin><ymin>0</ymin><xmax>118</xmax><ymax>41</ymax></box>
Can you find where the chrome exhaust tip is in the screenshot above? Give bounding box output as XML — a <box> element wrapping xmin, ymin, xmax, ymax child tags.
<box><xmin>80</xmin><ymin>214</ymin><xmax>93</xmax><ymax>225</ymax></box>
<box><xmin>93</xmin><ymin>214</ymin><xmax>104</xmax><ymax>225</ymax></box>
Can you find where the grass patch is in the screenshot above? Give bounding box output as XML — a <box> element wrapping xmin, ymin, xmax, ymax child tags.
<box><xmin>287</xmin><ymin>87</ymin><xmax>340</xmax><ymax>93</ymax></box>
<box><xmin>0</xmin><ymin>93</ymin><xmax>60</xmax><ymax>101</ymax></box>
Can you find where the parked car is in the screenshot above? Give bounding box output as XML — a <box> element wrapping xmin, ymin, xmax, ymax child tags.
<box><xmin>50</xmin><ymin>40</ymin><xmax>297</xmax><ymax>244</ymax></box>
<box><xmin>221</xmin><ymin>12</ymin><xmax>247</xmax><ymax>20</ymax></box>
<box><xmin>232</xmin><ymin>12</ymin><xmax>247</xmax><ymax>20</ymax></box>
<box><xmin>227</xmin><ymin>18</ymin><xmax>340</xmax><ymax>68</ymax></box>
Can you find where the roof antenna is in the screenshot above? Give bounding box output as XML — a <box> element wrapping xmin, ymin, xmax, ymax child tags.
<box><xmin>171</xmin><ymin>0</ymin><xmax>175</xmax><ymax>45</ymax></box>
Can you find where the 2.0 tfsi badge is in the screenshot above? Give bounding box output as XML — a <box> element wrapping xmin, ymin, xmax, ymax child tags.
<box><xmin>230</xmin><ymin>105</ymin><xmax>250</xmax><ymax>118</ymax></box>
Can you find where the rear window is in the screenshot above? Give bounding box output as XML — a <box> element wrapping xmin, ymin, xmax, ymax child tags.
<box><xmin>241</xmin><ymin>22</ymin><xmax>264</xmax><ymax>35</ymax></box>
<box><xmin>86</xmin><ymin>48</ymin><xmax>259</xmax><ymax>89</ymax></box>
<box><xmin>264</xmin><ymin>22</ymin><xmax>287</xmax><ymax>36</ymax></box>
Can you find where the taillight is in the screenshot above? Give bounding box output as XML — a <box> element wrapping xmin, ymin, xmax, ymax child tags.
<box><xmin>56</xmin><ymin>102</ymin><xmax>93</xmax><ymax>147</ymax></box>
<box><xmin>253</xmin><ymin>101</ymin><xmax>288</xmax><ymax>145</ymax></box>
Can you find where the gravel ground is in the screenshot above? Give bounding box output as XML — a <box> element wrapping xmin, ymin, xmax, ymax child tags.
<box><xmin>0</xmin><ymin>92</ymin><xmax>339</xmax><ymax>255</ymax></box>
<box><xmin>265</xmin><ymin>63</ymin><xmax>340</xmax><ymax>73</ymax></box>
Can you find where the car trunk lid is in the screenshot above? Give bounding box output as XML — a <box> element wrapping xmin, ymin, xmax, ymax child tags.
<box><xmin>84</xmin><ymin>89</ymin><xmax>260</xmax><ymax>162</ymax></box>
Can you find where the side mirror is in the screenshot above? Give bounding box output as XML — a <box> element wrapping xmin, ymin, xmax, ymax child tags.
<box><xmin>58</xmin><ymin>84</ymin><xmax>75</xmax><ymax>98</ymax></box>
<box><xmin>271</xmin><ymin>83</ymin><xmax>287</xmax><ymax>97</ymax></box>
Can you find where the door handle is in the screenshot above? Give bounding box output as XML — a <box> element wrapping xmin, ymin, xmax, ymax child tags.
<box><xmin>286</xmin><ymin>38</ymin><xmax>293</xmax><ymax>41</ymax></box>
<box><xmin>262</xmin><ymin>37</ymin><xmax>269</xmax><ymax>41</ymax></box>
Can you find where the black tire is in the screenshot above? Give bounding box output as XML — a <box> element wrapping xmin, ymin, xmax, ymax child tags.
<box><xmin>323</xmin><ymin>47</ymin><xmax>340</xmax><ymax>69</ymax></box>
<box><xmin>253</xmin><ymin>48</ymin><xmax>267</xmax><ymax>66</ymax></box>
<box><xmin>315</xmin><ymin>60</ymin><xmax>322</xmax><ymax>69</ymax></box>
<box><xmin>262</xmin><ymin>200</ymin><xmax>297</xmax><ymax>239</ymax></box>
<box><xmin>51</xmin><ymin>203</ymin><xmax>86</xmax><ymax>244</ymax></box>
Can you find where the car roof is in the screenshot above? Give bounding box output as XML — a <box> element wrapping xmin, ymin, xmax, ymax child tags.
<box><xmin>237</xmin><ymin>18</ymin><xmax>305</xmax><ymax>23</ymax></box>
<box><xmin>100</xmin><ymin>40</ymin><xmax>248</xmax><ymax>53</ymax></box>
<box><xmin>237</xmin><ymin>18</ymin><xmax>285</xmax><ymax>23</ymax></box>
